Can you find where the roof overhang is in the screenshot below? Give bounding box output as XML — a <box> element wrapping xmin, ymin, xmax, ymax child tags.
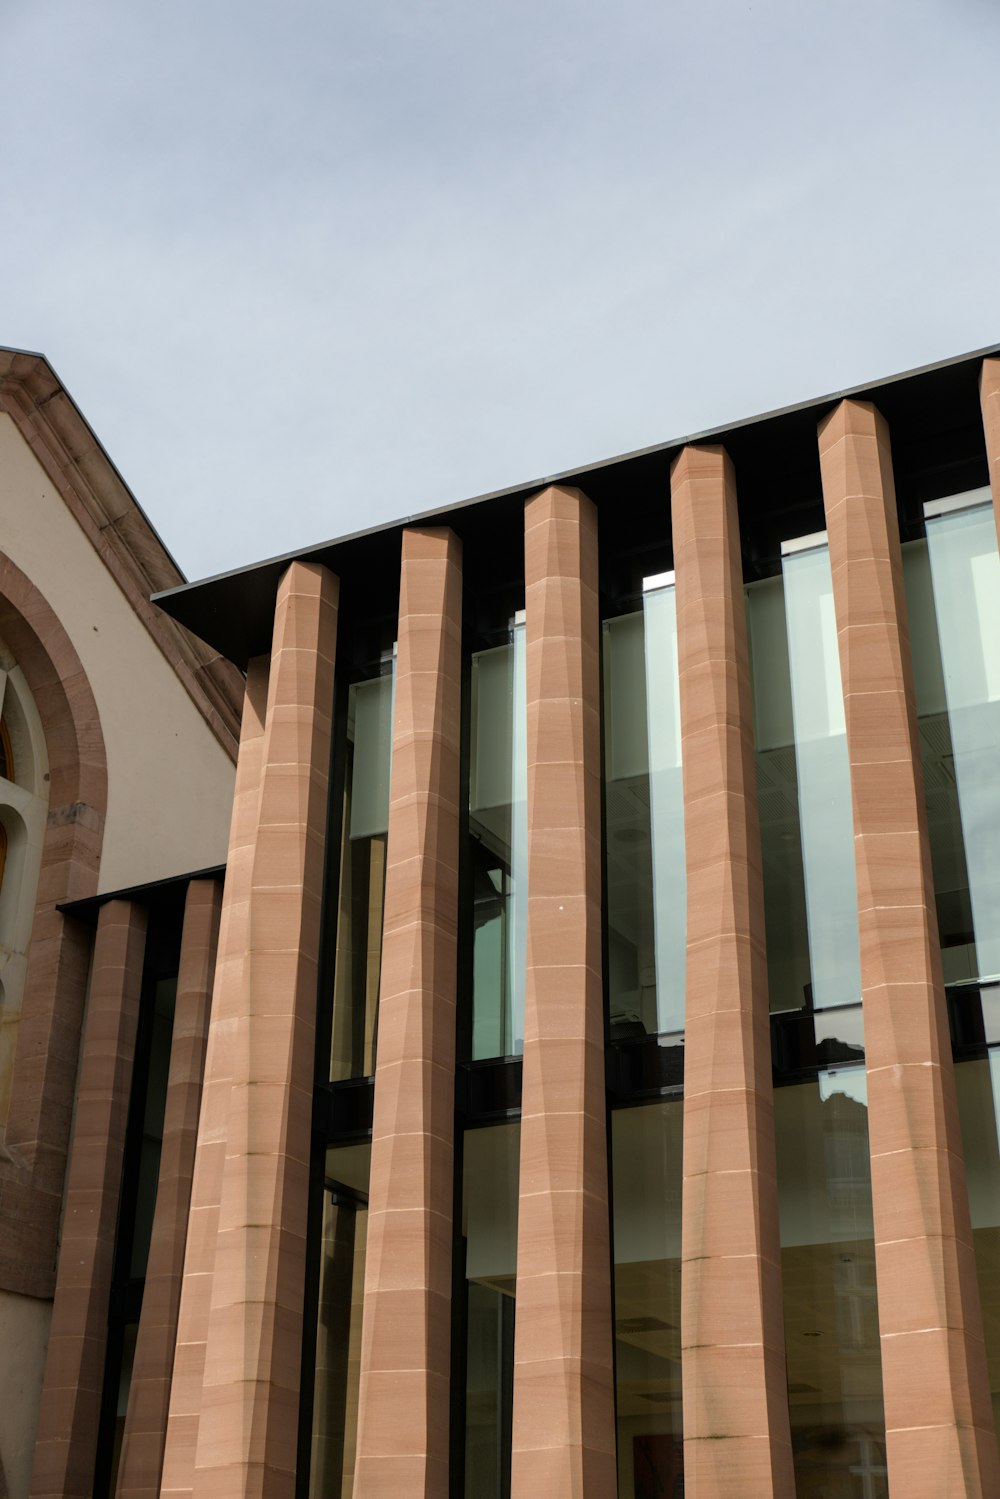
<box><xmin>153</xmin><ymin>341</ymin><xmax>1000</xmax><ymax>670</ymax></box>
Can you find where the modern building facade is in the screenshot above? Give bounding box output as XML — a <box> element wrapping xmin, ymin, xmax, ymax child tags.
<box><xmin>5</xmin><ymin>344</ymin><xmax>1000</xmax><ymax>1499</ymax></box>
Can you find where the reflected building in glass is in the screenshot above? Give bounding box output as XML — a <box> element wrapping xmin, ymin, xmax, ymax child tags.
<box><xmin>25</xmin><ymin>345</ymin><xmax>1000</xmax><ymax>1499</ymax></box>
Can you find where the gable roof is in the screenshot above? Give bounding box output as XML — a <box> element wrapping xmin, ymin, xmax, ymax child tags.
<box><xmin>0</xmin><ymin>347</ymin><xmax>242</xmax><ymax>757</ymax></box>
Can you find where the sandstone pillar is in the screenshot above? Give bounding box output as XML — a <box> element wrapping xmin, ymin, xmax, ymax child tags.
<box><xmin>672</xmin><ymin>444</ymin><xmax>794</xmax><ymax>1498</ymax></box>
<box><xmin>979</xmin><ymin>357</ymin><xmax>1000</xmax><ymax>546</ymax></box>
<box><xmin>29</xmin><ymin>900</ymin><xmax>148</xmax><ymax>1499</ymax></box>
<box><xmin>351</xmin><ymin>527</ymin><xmax>462</xmax><ymax>1498</ymax></box>
<box><xmin>819</xmin><ymin>398</ymin><xmax>999</xmax><ymax>1495</ymax></box>
<box><xmin>159</xmin><ymin>660</ymin><xmax>270</xmax><ymax>1499</ymax></box>
<box><xmin>190</xmin><ymin>562</ymin><xmax>337</xmax><ymax>1499</ymax></box>
<box><xmin>509</xmin><ymin>485</ymin><xmax>616</xmax><ymax>1498</ymax></box>
<box><xmin>116</xmin><ymin>878</ymin><xmax>222</xmax><ymax>1499</ymax></box>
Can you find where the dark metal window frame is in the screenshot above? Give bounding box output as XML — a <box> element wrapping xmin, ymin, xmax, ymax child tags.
<box><xmin>92</xmin><ymin>903</ymin><xmax>184</xmax><ymax>1499</ymax></box>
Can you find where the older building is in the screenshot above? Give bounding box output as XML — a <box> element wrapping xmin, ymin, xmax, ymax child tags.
<box><xmin>5</xmin><ymin>343</ymin><xmax>1000</xmax><ymax>1499</ymax></box>
<box><xmin>0</xmin><ymin>348</ymin><xmax>240</xmax><ymax>1499</ymax></box>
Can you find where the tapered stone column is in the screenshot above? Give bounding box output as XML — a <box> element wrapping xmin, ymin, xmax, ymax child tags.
<box><xmin>980</xmin><ymin>357</ymin><xmax>1000</xmax><ymax>545</ymax></box>
<box><xmin>160</xmin><ymin>660</ymin><xmax>270</xmax><ymax>1499</ymax></box>
<box><xmin>351</xmin><ymin>527</ymin><xmax>462</xmax><ymax>1498</ymax></box>
<box><xmin>116</xmin><ymin>878</ymin><xmax>222</xmax><ymax>1499</ymax></box>
<box><xmin>192</xmin><ymin>561</ymin><xmax>338</xmax><ymax>1499</ymax></box>
<box><xmin>818</xmin><ymin>399</ymin><xmax>999</xmax><ymax>1496</ymax></box>
<box><xmin>29</xmin><ymin>900</ymin><xmax>148</xmax><ymax>1499</ymax></box>
<box><xmin>509</xmin><ymin>486</ymin><xmax>616</xmax><ymax>1497</ymax></box>
<box><xmin>672</xmin><ymin>445</ymin><xmax>794</xmax><ymax>1498</ymax></box>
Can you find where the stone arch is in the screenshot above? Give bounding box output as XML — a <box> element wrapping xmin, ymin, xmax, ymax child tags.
<box><xmin>0</xmin><ymin>663</ymin><xmax>51</xmax><ymax>1133</ymax></box>
<box><xmin>0</xmin><ymin>551</ymin><xmax>107</xmax><ymax>1298</ymax></box>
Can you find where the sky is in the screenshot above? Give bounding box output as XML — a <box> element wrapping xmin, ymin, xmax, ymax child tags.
<box><xmin>1</xmin><ymin>0</ymin><xmax>998</xmax><ymax>582</ymax></box>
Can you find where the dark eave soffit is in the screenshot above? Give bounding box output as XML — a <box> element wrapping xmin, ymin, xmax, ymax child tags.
<box><xmin>152</xmin><ymin>341</ymin><xmax>1000</xmax><ymax>670</ymax></box>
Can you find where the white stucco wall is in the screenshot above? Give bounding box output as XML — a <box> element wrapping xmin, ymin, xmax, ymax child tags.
<box><xmin>0</xmin><ymin>412</ymin><xmax>235</xmax><ymax>890</ymax></box>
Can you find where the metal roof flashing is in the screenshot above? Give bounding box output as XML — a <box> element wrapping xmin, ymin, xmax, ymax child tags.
<box><xmin>151</xmin><ymin>341</ymin><xmax>1000</xmax><ymax>669</ymax></box>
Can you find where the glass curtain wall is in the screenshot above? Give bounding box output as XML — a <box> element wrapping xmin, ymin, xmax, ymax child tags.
<box><xmin>603</xmin><ymin>578</ymin><xmax>685</xmax><ymax>1039</ymax></box>
<box><xmin>905</xmin><ymin>488</ymin><xmax>1000</xmax><ymax>1435</ymax></box>
<box><xmin>903</xmin><ymin>491</ymin><xmax>1000</xmax><ymax>985</ymax></box>
<box><xmin>775</xmin><ymin>1068</ymin><xmax>885</xmax><ymax>1495</ymax></box>
<box><xmin>459</xmin><ymin>1122</ymin><xmax>520</xmax><ymax>1498</ymax></box>
<box><xmin>603</xmin><ymin>574</ymin><xmax>685</xmax><ymax>1494</ymax></box>
<box><xmin>747</xmin><ymin>540</ymin><xmax>862</xmax><ymax>1016</ymax></box>
<box><xmin>749</xmin><ymin>533</ymin><xmax>885</xmax><ymax>1489</ymax></box>
<box><xmin>94</xmin><ymin>958</ymin><xmax>179</xmax><ymax>1498</ymax></box>
<box><xmin>330</xmin><ymin>669</ymin><xmax>394</xmax><ymax>1081</ymax></box>
<box><xmin>611</xmin><ymin>1100</ymin><xmax>683</xmax><ymax>1499</ymax></box>
<box><xmin>128</xmin><ymin>978</ymin><xmax>176</xmax><ymax>1278</ymax></box>
<box><xmin>467</xmin><ymin>622</ymin><xmax>528</xmax><ymax>1060</ymax></box>
<box><xmin>309</xmin><ymin>1142</ymin><xmax>371</xmax><ymax>1499</ymax></box>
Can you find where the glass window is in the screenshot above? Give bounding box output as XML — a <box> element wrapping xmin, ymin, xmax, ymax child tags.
<box><xmin>129</xmin><ymin>977</ymin><xmax>176</xmax><ymax>1279</ymax></box>
<box><xmin>310</xmin><ymin>1142</ymin><xmax>371</xmax><ymax>1499</ymax></box>
<box><xmin>0</xmin><ymin>667</ymin><xmax>50</xmax><ymax>1130</ymax></box>
<box><xmin>459</xmin><ymin>1122</ymin><xmax>519</xmax><ymax>1497</ymax></box>
<box><xmin>93</xmin><ymin>959</ymin><xmax>179</xmax><ymax>1498</ymax></box>
<box><xmin>0</xmin><ymin>714</ymin><xmax>13</xmax><ymax>783</ymax></box>
<box><xmin>775</xmin><ymin>1067</ymin><xmax>886</xmax><ymax>1496</ymax></box>
<box><xmin>747</xmin><ymin>541</ymin><xmax>862</xmax><ymax>1013</ymax></box>
<box><xmin>603</xmin><ymin>578</ymin><xmax>685</xmax><ymax>1038</ymax></box>
<box><xmin>330</xmin><ymin>670</ymin><xmax>394</xmax><ymax>1081</ymax></box>
<box><xmin>956</xmin><ymin>1053</ymin><xmax>1000</xmax><ymax>1441</ymax></box>
<box><xmin>468</xmin><ymin>624</ymin><xmax>527</xmax><ymax>1060</ymax></box>
<box><xmin>904</xmin><ymin>491</ymin><xmax>1000</xmax><ymax>985</ymax></box>
<box><xmin>611</xmin><ymin>1099</ymin><xmax>683</xmax><ymax>1498</ymax></box>
<box><xmin>106</xmin><ymin>1321</ymin><xmax>138</xmax><ymax>1496</ymax></box>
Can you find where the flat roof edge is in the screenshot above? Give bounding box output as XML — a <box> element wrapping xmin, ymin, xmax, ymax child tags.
<box><xmin>155</xmin><ymin>338</ymin><xmax>1000</xmax><ymax>610</ymax></box>
<box><xmin>153</xmin><ymin>338</ymin><xmax>1000</xmax><ymax>667</ymax></box>
<box><xmin>58</xmin><ymin>864</ymin><xmax>226</xmax><ymax>922</ymax></box>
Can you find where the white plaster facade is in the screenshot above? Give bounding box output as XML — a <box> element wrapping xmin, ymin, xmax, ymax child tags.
<box><xmin>0</xmin><ymin>412</ymin><xmax>235</xmax><ymax>892</ymax></box>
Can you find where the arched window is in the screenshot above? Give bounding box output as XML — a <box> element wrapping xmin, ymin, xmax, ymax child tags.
<box><xmin>0</xmin><ymin>653</ymin><xmax>48</xmax><ymax>1133</ymax></box>
<box><xmin>0</xmin><ymin>709</ymin><xmax>13</xmax><ymax>905</ymax></box>
<box><xmin>0</xmin><ymin>715</ymin><xmax>13</xmax><ymax>785</ymax></box>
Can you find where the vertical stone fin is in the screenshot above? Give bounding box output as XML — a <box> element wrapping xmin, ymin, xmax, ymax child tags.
<box><xmin>29</xmin><ymin>900</ymin><xmax>148</xmax><ymax>1499</ymax></box>
<box><xmin>117</xmin><ymin>877</ymin><xmax>222</xmax><ymax>1499</ymax></box>
<box><xmin>351</xmin><ymin>526</ymin><xmax>462</xmax><ymax>1499</ymax></box>
<box><xmin>672</xmin><ymin>444</ymin><xmax>795</xmax><ymax>1499</ymax></box>
<box><xmin>510</xmin><ymin>485</ymin><xmax>617</xmax><ymax>1499</ymax></box>
<box><xmin>160</xmin><ymin>660</ymin><xmax>270</xmax><ymax>1499</ymax></box>
<box><xmin>819</xmin><ymin>398</ymin><xmax>999</xmax><ymax>1496</ymax></box>
<box><xmin>190</xmin><ymin>562</ymin><xmax>337</xmax><ymax>1499</ymax></box>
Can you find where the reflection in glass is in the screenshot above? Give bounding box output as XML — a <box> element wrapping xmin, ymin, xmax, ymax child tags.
<box><xmin>904</xmin><ymin>493</ymin><xmax>1000</xmax><ymax>985</ymax></box>
<box><xmin>310</xmin><ymin>1142</ymin><xmax>371</xmax><ymax>1499</ymax></box>
<box><xmin>747</xmin><ymin>543</ymin><xmax>861</xmax><ymax>1012</ymax></box>
<box><xmin>611</xmin><ymin>1100</ymin><xmax>683</xmax><ymax>1498</ymax></box>
<box><xmin>769</xmin><ymin>1002</ymin><xmax>868</xmax><ymax>1082</ymax></box>
<box><xmin>130</xmin><ymin>977</ymin><xmax>176</xmax><ymax>1279</ymax></box>
<box><xmin>107</xmin><ymin>1322</ymin><xmax>138</xmax><ymax>1496</ymax></box>
<box><xmin>956</xmin><ymin>1052</ymin><xmax>1000</xmax><ymax>1440</ymax></box>
<box><xmin>95</xmin><ymin>974</ymin><xmax>178</xmax><ymax>1497</ymax></box>
<box><xmin>775</xmin><ymin>1067</ymin><xmax>886</xmax><ymax>1496</ymax></box>
<box><xmin>330</xmin><ymin>671</ymin><xmax>394</xmax><ymax>1080</ymax></box>
<box><xmin>461</xmin><ymin>1123</ymin><xmax>519</xmax><ymax>1498</ymax></box>
<box><xmin>603</xmin><ymin>581</ymin><xmax>685</xmax><ymax>1038</ymax></box>
<box><xmin>468</xmin><ymin>625</ymin><xmax>527</xmax><ymax>1059</ymax></box>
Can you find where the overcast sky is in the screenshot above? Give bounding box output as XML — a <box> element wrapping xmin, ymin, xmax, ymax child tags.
<box><xmin>1</xmin><ymin>0</ymin><xmax>998</xmax><ymax>581</ymax></box>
